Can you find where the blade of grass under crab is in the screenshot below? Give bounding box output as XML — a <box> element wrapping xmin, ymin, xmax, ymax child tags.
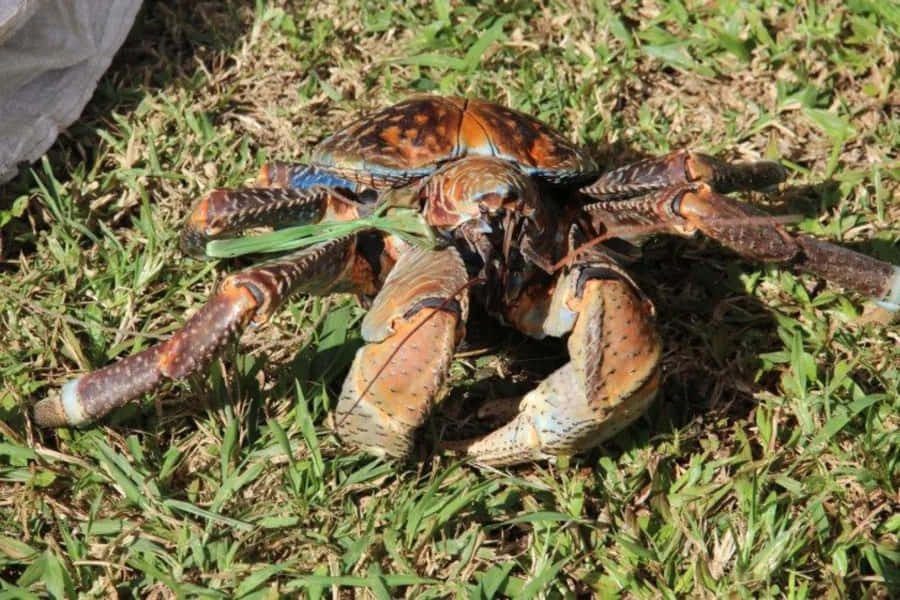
<box><xmin>204</xmin><ymin>207</ymin><xmax>437</xmax><ymax>258</ymax></box>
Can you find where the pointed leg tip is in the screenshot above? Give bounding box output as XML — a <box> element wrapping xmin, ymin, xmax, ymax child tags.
<box><xmin>34</xmin><ymin>378</ymin><xmax>85</xmax><ymax>428</ymax></box>
<box><xmin>875</xmin><ymin>299</ymin><xmax>900</xmax><ymax>313</ymax></box>
<box><xmin>878</xmin><ymin>266</ymin><xmax>900</xmax><ymax>312</ymax></box>
<box><xmin>33</xmin><ymin>396</ymin><xmax>67</xmax><ymax>428</ymax></box>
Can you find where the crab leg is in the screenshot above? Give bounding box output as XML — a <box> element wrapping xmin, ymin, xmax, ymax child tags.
<box><xmin>582</xmin><ymin>150</ymin><xmax>787</xmax><ymax>200</ymax></box>
<box><xmin>33</xmin><ymin>236</ymin><xmax>370</xmax><ymax>427</ymax></box>
<box><xmin>180</xmin><ymin>185</ymin><xmax>360</xmax><ymax>256</ymax></box>
<box><xmin>455</xmin><ymin>257</ymin><xmax>663</xmax><ymax>466</ymax></box>
<box><xmin>335</xmin><ymin>246</ymin><xmax>469</xmax><ymax>459</ymax></box>
<box><xmin>257</xmin><ymin>161</ymin><xmax>362</xmax><ymax>192</ymax></box>
<box><xmin>587</xmin><ymin>183</ymin><xmax>900</xmax><ymax>311</ymax></box>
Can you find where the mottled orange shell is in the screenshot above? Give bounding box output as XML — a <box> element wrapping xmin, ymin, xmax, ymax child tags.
<box><xmin>311</xmin><ymin>96</ymin><xmax>597</xmax><ymax>189</ymax></box>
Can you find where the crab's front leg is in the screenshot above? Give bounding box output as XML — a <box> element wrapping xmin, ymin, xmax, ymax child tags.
<box><xmin>587</xmin><ymin>184</ymin><xmax>900</xmax><ymax>311</ymax></box>
<box><xmin>582</xmin><ymin>150</ymin><xmax>788</xmax><ymax>200</ymax></box>
<box><xmin>454</xmin><ymin>254</ymin><xmax>663</xmax><ymax>466</ymax></box>
<box><xmin>33</xmin><ymin>235</ymin><xmax>373</xmax><ymax>427</ymax></box>
<box><xmin>180</xmin><ymin>175</ymin><xmax>361</xmax><ymax>257</ymax></box>
<box><xmin>335</xmin><ymin>246</ymin><xmax>469</xmax><ymax>459</ymax></box>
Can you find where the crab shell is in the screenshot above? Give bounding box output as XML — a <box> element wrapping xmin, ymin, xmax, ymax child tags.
<box><xmin>308</xmin><ymin>96</ymin><xmax>598</xmax><ymax>189</ymax></box>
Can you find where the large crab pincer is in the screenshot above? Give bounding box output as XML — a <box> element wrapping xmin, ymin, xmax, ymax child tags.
<box><xmin>34</xmin><ymin>97</ymin><xmax>900</xmax><ymax>466</ymax></box>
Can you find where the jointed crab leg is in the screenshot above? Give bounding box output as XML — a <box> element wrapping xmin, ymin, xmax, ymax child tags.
<box><xmin>587</xmin><ymin>183</ymin><xmax>900</xmax><ymax>310</ymax></box>
<box><xmin>257</xmin><ymin>161</ymin><xmax>363</xmax><ymax>192</ymax></box>
<box><xmin>180</xmin><ymin>185</ymin><xmax>360</xmax><ymax>256</ymax></box>
<box><xmin>335</xmin><ymin>246</ymin><xmax>469</xmax><ymax>458</ymax></box>
<box><xmin>582</xmin><ymin>150</ymin><xmax>787</xmax><ymax>200</ymax></box>
<box><xmin>33</xmin><ymin>236</ymin><xmax>365</xmax><ymax>427</ymax></box>
<box><xmin>455</xmin><ymin>253</ymin><xmax>663</xmax><ymax>465</ymax></box>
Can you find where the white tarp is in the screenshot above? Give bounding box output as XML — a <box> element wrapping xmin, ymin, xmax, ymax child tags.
<box><xmin>0</xmin><ymin>0</ymin><xmax>142</xmax><ymax>183</ymax></box>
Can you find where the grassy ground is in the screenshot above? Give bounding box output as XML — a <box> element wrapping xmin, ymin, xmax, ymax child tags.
<box><xmin>1</xmin><ymin>0</ymin><xmax>899</xmax><ymax>597</ymax></box>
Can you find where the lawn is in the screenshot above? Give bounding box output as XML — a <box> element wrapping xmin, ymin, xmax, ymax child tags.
<box><xmin>1</xmin><ymin>0</ymin><xmax>898</xmax><ymax>597</ymax></box>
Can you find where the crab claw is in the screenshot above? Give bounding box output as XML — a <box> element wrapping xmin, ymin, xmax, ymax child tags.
<box><xmin>335</xmin><ymin>246</ymin><xmax>469</xmax><ymax>458</ymax></box>
<box><xmin>450</xmin><ymin>259</ymin><xmax>662</xmax><ymax>466</ymax></box>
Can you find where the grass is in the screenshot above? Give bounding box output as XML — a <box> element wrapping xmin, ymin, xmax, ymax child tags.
<box><xmin>1</xmin><ymin>0</ymin><xmax>899</xmax><ymax>597</ymax></box>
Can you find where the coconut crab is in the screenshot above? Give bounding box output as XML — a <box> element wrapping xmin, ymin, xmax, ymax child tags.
<box><xmin>34</xmin><ymin>96</ymin><xmax>900</xmax><ymax>466</ymax></box>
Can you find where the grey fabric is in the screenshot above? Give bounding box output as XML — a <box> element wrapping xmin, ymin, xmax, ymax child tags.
<box><xmin>0</xmin><ymin>0</ymin><xmax>142</xmax><ymax>183</ymax></box>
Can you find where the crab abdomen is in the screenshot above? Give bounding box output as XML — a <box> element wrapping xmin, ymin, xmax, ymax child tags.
<box><xmin>311</xmin><ymin>96</ymin><xmax>597</xmax><ymax>189</ymax></box>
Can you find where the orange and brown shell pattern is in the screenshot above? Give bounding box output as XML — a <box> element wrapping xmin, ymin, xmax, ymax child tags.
<box><xmin>311</xmin><ymin>96</ymin><xmax>598</xmax><ymax>189</ymax></box>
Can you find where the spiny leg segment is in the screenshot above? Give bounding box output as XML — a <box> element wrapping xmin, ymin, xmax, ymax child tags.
<box><xmin>585</xmin><ymin>183</ymin><xmax>900</xmax><ymax>311</ymax></box>
<box><xmin>33</xmin><ymin>235</ymin><xmax>365</xmax><ymax>427</ymax></box>
<box><xmin>582</xmin><ymin>150</ymin><xmax>788</xmax><ymax>200</ymax></box>
<box><xmin>180</xmin><ymin>182</ymin><xmax>361</xmax><ymax>257</ymax></box>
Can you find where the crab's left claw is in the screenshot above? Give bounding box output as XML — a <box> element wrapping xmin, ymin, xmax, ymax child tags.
<box><xmin>449</xmin><ymin>255</ymin><xmax>662</xmax><ymax>466</ymax></box>
<box><xmin>335</xmin><ymin>246</ymin><xmax>469</xmax><ymax>458</ymax></box>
